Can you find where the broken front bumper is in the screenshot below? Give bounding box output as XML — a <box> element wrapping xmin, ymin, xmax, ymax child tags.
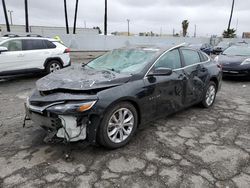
<box><xmin>25</xmin><ymin>102</ymin><xmax>88</xmax><ymax>142</ymax></box>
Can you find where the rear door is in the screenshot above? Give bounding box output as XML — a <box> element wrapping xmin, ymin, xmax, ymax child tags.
<box><xmin>144</xmin><ymin>49</ymin><xmax>186</xmax><ymax>117</ymax></box>
<box><xmin>0</xmin><ymin>39</ymin><xmax>25</xmax><ymax>73</ymax></box>
<box><xmin>22</xmin><ymin>39</ymin><xmax>51</xmax><ymax>69</ymax></box>
<box><xmin>180</xmin><ymin>48</ymin><xmax>208</xmax><ymax>106</ymax></box>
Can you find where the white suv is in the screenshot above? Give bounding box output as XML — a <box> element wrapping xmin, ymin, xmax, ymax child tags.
<box><xmin>0</xmin><ymin>36</ymin><xmax>71</xmax><ymax>76</ymax></box>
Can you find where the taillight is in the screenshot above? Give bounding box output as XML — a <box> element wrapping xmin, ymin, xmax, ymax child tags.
<box><xmin>64</xmin><ymin>48</ymin><xmax>70</xmax><ymax>53</ymax></box>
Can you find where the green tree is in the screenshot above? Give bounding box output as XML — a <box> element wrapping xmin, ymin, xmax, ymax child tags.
<box><xmin>223</xmin><ymin>28</ymin><xmax>236</xmax><ymax>38</ymax></box>
<box><xmin>182</xmin><ymin>20</ymin><xmax>189</xmax><ymax>37</ymax></box>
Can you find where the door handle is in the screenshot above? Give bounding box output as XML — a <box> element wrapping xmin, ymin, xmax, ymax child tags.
<box><xmin>178</xmin><ymin>74</ymin><xmax>184</xmax><ymax>79</ymax></box>
<box><xmin>200</xmin><ymin>67</ymin><xmax>206</xmax><ymax>72</ymax></box>
<box><xmin>178</xmin><ymin>74</ymin><xmax>187</xmax><ymax>80</ymax></box>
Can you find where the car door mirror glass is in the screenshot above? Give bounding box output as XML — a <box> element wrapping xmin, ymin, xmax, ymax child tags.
<box><xmin>0</xmin><ymin>46</ymin><xmax>8</xmax><ymax>53</ymax></box>
<box><xmin>148</xmin><ymin>67</ymin><xmax>173</xmax><ymax>76</ymax></box>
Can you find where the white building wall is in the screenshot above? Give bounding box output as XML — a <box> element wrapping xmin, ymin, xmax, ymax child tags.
<box><xmin>1</xmin><ymin>24</ymin><xmax>250</xmax><ymax>51</ymax></box>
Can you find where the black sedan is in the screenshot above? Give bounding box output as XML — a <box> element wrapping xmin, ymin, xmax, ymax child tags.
<box><xmin>215</xmin><ymin>45</ymin><xmax>250</xmax><ymax>77</ymax></box>
<box><xmin>25</xmin><ymin>45</ymin><xmax>222</xmax><ymax>148</ymax></box>
<box><xmin>189</xmin><ymin>43</ymin><xmax>213</xmax><ymax>55</ymax></box>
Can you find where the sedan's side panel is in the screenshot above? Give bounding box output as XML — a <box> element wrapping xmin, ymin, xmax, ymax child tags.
<box><xmin>95</xmin><ymin>79</ymin><xmax>156</xmax><ymax>125</ymax></box>
<box><xmin>145</xmin><ymin>70</ymin><xmax>186</xmax><ymax>118</ymax></box>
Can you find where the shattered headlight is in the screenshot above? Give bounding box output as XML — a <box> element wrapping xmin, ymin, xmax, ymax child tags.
<box><xmin>47</xmin><ymin>101</ymin><xmax>97</xmax><ymax>114</ymax></box>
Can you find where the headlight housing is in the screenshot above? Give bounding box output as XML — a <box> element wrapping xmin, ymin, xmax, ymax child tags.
<box><xmin>241</xmin><ymin>58</ymin><xmax>250</xmax><ymax>65</ymax></box>
<box><xmin>47</xmin><ymin>101</ymin><xmax>97</xmax><ymax>114</ymax></box>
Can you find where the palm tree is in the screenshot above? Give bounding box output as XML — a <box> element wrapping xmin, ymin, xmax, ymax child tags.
<box><xmin>104</xmin><ymin>0</ymin><xmax>107</xmax><ymax>35</ymax></box>
<box><xmin>24</xmin><ymin>0</ymin><xmax>29</xmax><ymax>33</ymax></box>
<box><xmin>73</xmin><ymin>0</ymin><xmax>79</xmax><ymax>34</ymax></box>
<box><xmin>2</xmin><ymin>0</ymin><xmax>10</xmax><ymax>32</ymax></box>
<box><xmin>64</xmin><ymin>0</ymin><xmax>69</xmax><ymax>34</ymax></box>
<box><xmin>182</xmin><ymin>20</ymin><xmax>189</xmax><ymax>37</ymax></box>
<box><xmin>227</xmin><ymin>0</ymin><xmax>235</xmax><ymax>32</ymax></box>
<box><xmin>223</xmin><ymin>28</ymin><xmax>236</xmax><ymax>38</ymax></box>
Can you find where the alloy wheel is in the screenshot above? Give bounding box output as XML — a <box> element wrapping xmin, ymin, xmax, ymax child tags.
<box><xmin>205</xmin><ymin>85</ymin><xmax>216</xmax><ymax>106</ymax></box>
<box><xmin>49</xmin><ymin>63</ymin><xmax>61</xmax><ymax>73</ymax></box>
<box><xmin>107</xmin><ymin>108</ymin><xmax>134</xmax><ymax>143</ymax></box>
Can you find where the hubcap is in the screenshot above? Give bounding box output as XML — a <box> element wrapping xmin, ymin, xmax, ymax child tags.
<box><xmin>107</xmin><ymin>108</ymin><xmax>134</xmax><ymax>143</ymax></box>
<box><xmin>206</xmin><ymin>85</ymin><xmax>216</xmax><ymax>106</ymax></box>
<box><xmin>49</xmin><ymin>63</ymin><xmax>61</xmax><ymax>73</ymax></box>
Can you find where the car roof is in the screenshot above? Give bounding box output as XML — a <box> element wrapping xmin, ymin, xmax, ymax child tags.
<box><xmin>119</xmin><ymin>43</ymin><xmax>187</xmax><ymax>52</ymax></box>
<box><xmin>0</xmin><ymin>36</ymin><xmax>55</xmax><ymax>41</ymax></box>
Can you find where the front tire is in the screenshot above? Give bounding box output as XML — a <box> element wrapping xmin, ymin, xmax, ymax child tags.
<box><xmin>45</xmin><ymin>60</ymin><xmax>62</xmax><ymax>74</ymax></box>
<box><xmin>201</xmin><ymin>81</ymin><xmax>217</xmax><ymax>108</ymax></box>
<box><xmin>98</xmin><ymin>102</ymin><xmax>138</xmax><ymax>149</ymax></box>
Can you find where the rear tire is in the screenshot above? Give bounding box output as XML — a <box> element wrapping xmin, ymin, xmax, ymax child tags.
<box><xmin>97</xmin><ymin>102</ymin><xmax>138</xmax><ymax>149</ymax></box>
<box><xmin>45</xmin><ymin>60</ymin><xmax>62</xmax><ymax>74</ymax></box>
<box><xmin>201</xmin><ymin>81</ymin><xmax>217</xmax><ymax>108</ymax></box>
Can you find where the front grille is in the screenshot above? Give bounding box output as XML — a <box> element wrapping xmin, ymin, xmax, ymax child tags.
<box><xmin>30</xmin><ymin>101</ymin><xmax>54</xmax><ymax>107</ymax></box>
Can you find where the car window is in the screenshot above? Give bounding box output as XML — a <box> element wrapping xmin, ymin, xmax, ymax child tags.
<box><xmin>222</xmin><ymin>46</ymin><xmax>250</xmax><ymax>56</ymax></box>
<box><xmin>22</xmin><ymin>39</ymin><xmax>46</xmax><ymax>50</ymax></box>
<box><xmin>154</xmin><ymin>49</ymin><xmax>182</xmax><ymax>69</ymax></box>
<box><xmin>181</xmin><ymin>49</ymin><xmax>201</xmax><ymax>66</ymax></box>
<box><xmin>45</xmin><ymin>40</ymin><xmax>56</xmax><ymax>49</ymax></box>
<box><xmin>1</xmin><ymin>40</ymin><xmax>22</xmax><ymax>51</ymax></box>
<box><xmin>200</xmin><ymin>52</ymin><xmax>209</xmax><ymax>62</ymax></box>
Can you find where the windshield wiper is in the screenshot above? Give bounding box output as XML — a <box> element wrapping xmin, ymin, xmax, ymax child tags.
<box><xmin>103</xmin><ymin>68</ymin><xmax>120</xmax><ymax>73</ymax></box>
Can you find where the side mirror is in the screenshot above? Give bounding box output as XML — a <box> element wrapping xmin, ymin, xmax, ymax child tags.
<box><xmin>148</xmin><ymin>67</ymin><xmax>173</xmax><ymax>77</ymax></box>
<box><xmin>0</xmin><ymin>47</ymin><xmax>8</xmax><ymax>54</ymax></box>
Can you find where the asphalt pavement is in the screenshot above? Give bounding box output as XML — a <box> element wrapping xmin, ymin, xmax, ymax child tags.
<box><xmin>0</xmin><ymin>60</ymin><xmax>250</xmax><ymax>188</ymax></box>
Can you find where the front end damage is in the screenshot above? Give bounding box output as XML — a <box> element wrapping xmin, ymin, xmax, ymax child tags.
<box><xmin>25</xmin><ymin>90</ymin><xmax>98</xmax><ymax>143</ymax></box>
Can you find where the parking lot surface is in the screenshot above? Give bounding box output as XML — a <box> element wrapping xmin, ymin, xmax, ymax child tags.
<box><xmin>0</xmin><ymin>63</ymin><xmax>250</xmax><ymax>187</ymax></box>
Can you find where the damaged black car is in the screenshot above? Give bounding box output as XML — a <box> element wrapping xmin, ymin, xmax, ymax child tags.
<box><xmin>25</xmin><ymin>44</ymin><xmax>222</xmax><ymax>148</ymax></box>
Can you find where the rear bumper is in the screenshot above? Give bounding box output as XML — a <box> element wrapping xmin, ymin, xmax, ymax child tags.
<box><xmin>64</xmin><ymin>60</ymin><xmax>71</xmax><ymax>68</ymax></box>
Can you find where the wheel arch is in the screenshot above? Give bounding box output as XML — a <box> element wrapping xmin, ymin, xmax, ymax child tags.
<box><xmin>104</xmin><ymin>97</ymin><xmax>141</xmax><ymax>126</ymax></box>
<box><xmin>210</xmin><ymin>76</ymin><xmax>219</xmax><ymax>91</ymax></box>
<box><xmin>87</xmin><ymin>97</ymin><xmax>141</xmax><ymax>146</ymax></box>
<box><xmin>44</xmin><ymin>57</ymin><xmax>63</xmax><ymax>69</ymax></box>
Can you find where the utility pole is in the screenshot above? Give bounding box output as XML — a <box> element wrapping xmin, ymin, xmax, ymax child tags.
<box><xmin>24</xmin><ymin>0</ymin><xmax>29</xmax><ymax>33</ymax></box>
<box><xmin>73</xmin><ymin>0</ymin><xmax>79</xmax><ymax>34</ymax></box>
<box><xmin>227</xmin><ymin>0</ymin><xmax>235</xmax><ymax>31</ymax></box>
<box><xmin>64</xmin><ymin>0</ymin><xmax>69</xmax><ymax>34</ymax></box>
<box><xmin>104</xmin><ymin>0</ymin><xmax>107</xmax><ymax>35</ymax></box>
<box><xmin>127</xmin><ymin>19</ymin><xmax>130</xmax><ymax>36</ymax></box>
<box><xmin>2</xmin><ymin>0</ymin><xmax>10</xmax><ymax>32</ymax></box>
<box><xmin>194</xmin><ymin>24</ymin><xmax>197</xmax><ymax>37</ymax></box>
<box><xmin>8</xmin><ymin>10</ymin><xmax>13</xmax><ymax>25</ymax></box>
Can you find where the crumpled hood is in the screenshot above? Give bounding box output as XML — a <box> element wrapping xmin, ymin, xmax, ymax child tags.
<box><xmin>218</xmin><ymin>55</ymin><xmax>248</xmax><ymax>66</ymax></box>
<box><xmin>36</xmin><ymin>66</ymin><xmax>132</xmax><ymax>91</ymax></box>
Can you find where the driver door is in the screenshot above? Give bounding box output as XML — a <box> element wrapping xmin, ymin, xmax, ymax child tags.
<box><xmin>144</xmin><ymin>49</ymin><xmax>186</xmax><ymax>118</ymax></box>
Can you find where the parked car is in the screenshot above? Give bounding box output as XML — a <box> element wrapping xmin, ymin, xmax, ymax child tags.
<box><xmin>0</xmin><ymin>35</ymin><xmax>71</xmax><ymax>76</ymax></box>
<box><xmin>189</xmin><ymin>43</ymin><xmax>213</xmax><ymax>55</ymax></box>
<box><xmin>25</xmin><ymin>44</ymin><xmax>222</xmax><ymax>148</ymax></box>
<box><xmin>215</xmin><ymin>45</ymin><xmax>250</xmax><ymax>77</ymax></box>
<box><xmin>213</xmin><ymin>41</ymin><xmax>232</xmax><ymax>54</ymax></box>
